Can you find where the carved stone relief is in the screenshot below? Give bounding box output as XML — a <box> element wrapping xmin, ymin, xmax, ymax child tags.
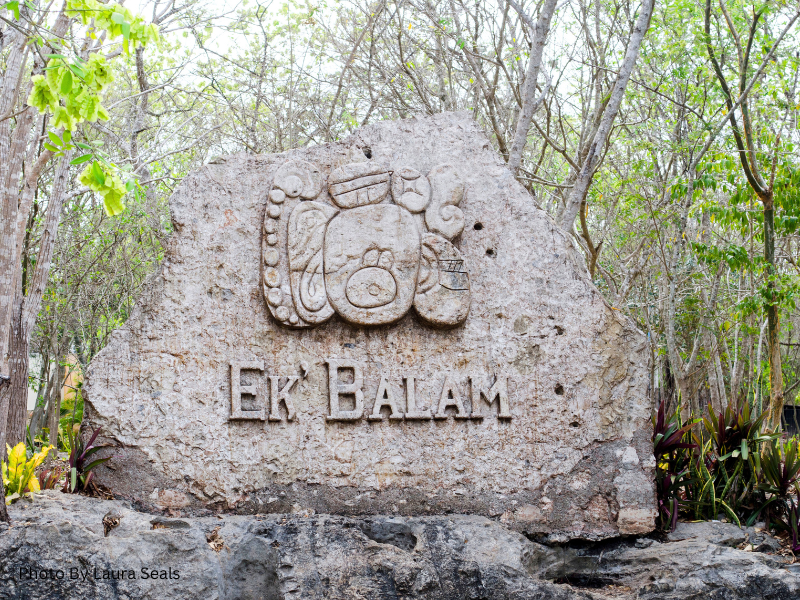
<box><xmin>262</xmin><ymin>160</ymin><xmax>471</xmax><ymax>328</ymax></box>
<box><xmin>84</xmin><ymin>113</ymin><xmax>654</xmax><ymax>540</ymax></box>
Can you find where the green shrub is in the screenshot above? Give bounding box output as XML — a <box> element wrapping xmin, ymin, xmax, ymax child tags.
<box><xmin>653</xmin><ymin>399</ymin><xmax>800</xmax><ymax>537</ymax></box>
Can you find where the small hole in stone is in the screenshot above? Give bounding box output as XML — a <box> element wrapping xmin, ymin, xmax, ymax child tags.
<box><xmin>555</xmin><ymin>326</ymin><xmax>564</xmax><ymax>335</ymax></box>
<box><xmin>362</xmin><ymin>147</ymin><xmax>372</xmax><ymax>159</ymax></box>
<box><xmin>555</xmin><ymin>384</ymin><xmax>564</xmax><ymax>395</ymax></box>
<box><xmin>474</xmin><ymin>222</ymin><xmax>483</xmax><ymax>230</ymax></box>
<box><xmin>486</xmin><ymin>248</ymin><xmax>495</xmax><ymax>257</ymax></box>
<box><xmin>569</xmin><ymin>421</ymin><xmax>580</xmax><ymax>427</ymax></box>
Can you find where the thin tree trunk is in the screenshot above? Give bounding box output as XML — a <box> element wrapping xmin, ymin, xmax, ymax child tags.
<box><xmin>0</xmin><ymin>386</ymin><xmax>8</xmax><ymax>519</ymax></box>
<box><xmin>764</xmin><ymin>195</ymin><xmax>784</xmax><ymax>429</ymax></box>
<box><xmin>755</xmin><ymin>318</ymin><xmax>767</xmax><ymax>413</ymax></box>
<box><xmin>559</xmin><ymin>0</ymin><xmax>655</xmax><ymax>230</ymax></box>
<box><xmin>507</xmin><ymin>0</ymin><xmax>558</xmax><ymax>174</ymax></box>
<box><xmin>0</xmin><ymin>39</ymin><xmax>35</xmax><ymax>372</ymax></box>
<box><xmin>705</xmin><ymin>330</ymin><xmax>722</xmax><ymax>414</ymax></box>
<box><xmin>22</xmin><ymin>151</ymin><xmax>73</xmax><ymax>334</ymax></box>
<box><xmin>47</xmin><ymin>359</ymin><xmax>62</xmax><ymax>451</ymax></box>
<box><xmin>5</xmin><ymin>152</ymin><xmax>72</xmax><ymax>448</ymax></box>
<box><xmin>5</xmin><ymin>297</ymin><xmax>28</xmax><ymax>448</ymax></box>
<box><xmin>27</xmin><ymin>346</ymin><xmax>50</xmax><ymax>441</ymax></box>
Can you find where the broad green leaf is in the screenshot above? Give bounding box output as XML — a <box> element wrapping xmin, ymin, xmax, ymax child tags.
<box><xmin>91</xmin><ymin>161</ymin><xmax>105</xmax><ymax>185</ymax></box>
<box><xmin>47</xmin><ymin>131</ymin><xmax>61</xmax><ymax>146</ymax></box>
<box><xmin>60</xmin><ymin>70</ymin><xmax>73</xmax><ymax>94</ymax></box>
<box><xmin>70</xmin><ymin>153</ymin><xmax>93</xmax><ymax>165</ymax></box>
<box><xmin>6</xmin><ymin>1</ymin><xmax>19</xmax><ymax>20</ymax></box>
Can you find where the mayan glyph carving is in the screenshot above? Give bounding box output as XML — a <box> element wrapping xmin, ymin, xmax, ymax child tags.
<box><xmin>262</xmin><ymin>159</ymin><xmax>471</xmax><ymax>328</ymax></box>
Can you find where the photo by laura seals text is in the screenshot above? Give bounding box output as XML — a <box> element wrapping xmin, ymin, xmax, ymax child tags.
<box><xmin>18</xmin><ymin>566</ymin><xmax>180</xmax><ymax>581</ymax></box>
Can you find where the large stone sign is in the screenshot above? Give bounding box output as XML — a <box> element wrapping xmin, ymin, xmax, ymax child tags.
<box><xmin>85</xmin><ymin>112</ymin><xmax>656</xmax><ymax>540</ymax></box>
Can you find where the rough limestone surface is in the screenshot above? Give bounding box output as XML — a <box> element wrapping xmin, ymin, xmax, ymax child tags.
<box><xmin>1</xmin><ymin>494</ymin><xmax>797</xmax><ymax>600</ymax></box>
<box><xmin>84</xmin><ymin>111</ymin><xmax>655</xmax><ymax>540</ymax></box>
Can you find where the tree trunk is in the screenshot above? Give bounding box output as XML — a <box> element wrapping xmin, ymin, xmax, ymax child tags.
<box><xmin>506</xmin><ymin>0</ymin><xmax>559</xmax><ymax>174</ymax></box>
<box><xmin>3</xmin><ymin>152</ymin><xmax>73</xmax><ymax>452</ymax></box>
<box><xmin>47</xmin><ymin>364</ymin><xmax>61</xmax><ymax>451</ymax></box>
<box><xmin>763</xmin><ymin>195</ymin><xmax>784</xmax><ymax>429</ymax></box>
<box><xmin>0</xmin><ymin>479</ymin><xmax>8</xmax><ymax>522</ymax></box>
<box><xmin>0</xmin><ymin>42</ymin><xmax>31</xmax><ymax>370</ymax></box>
<box><xmin>37</xmin><ymin>356</ymin><xmax>57</xmax><ymax>441</ymax></box>
<box><xmin>0</xmin><ymin>374</ymin><xmax>8</xmax><ymax>519</ymax></box>
<box><xmin>558</xmin><ymin>0</ymin><xmax>655</xmax><ymax>231</ymax></box>
<box><xmin>705</xmin><ymin>330</ymin><xmax>723</xmax><ymax>414</ymax></box>
<box><xmin>27</xmin><ymin>347</ymin><xmax>50</xmax><ymax>441</ymax></box>
<box><xmin>5</xmin><ymin>297</ymin><xmax>28</xmax><ymax>448</ymax></box>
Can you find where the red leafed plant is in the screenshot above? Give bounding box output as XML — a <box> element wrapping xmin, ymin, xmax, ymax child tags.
<box><xmin>62</xmin><ymin>427</ymin><xmax>111</xmax><ymax>494</ymax></box>
<box><xmin>652</xmin><ymin>399</ymin><xmax>697</xmax><ymax>532</ymax></box>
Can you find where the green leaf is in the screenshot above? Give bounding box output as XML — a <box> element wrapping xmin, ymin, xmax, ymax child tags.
<box><xmin>47</xmin><ymin>131</ymin><xmax>61</xmax><ymax>146</ymax></box>
<box><xmin>91</xmin><ymin>161</ymin><xmax>105</xmax><ymax>186</ymax></box>
<box><xmin>76</xmin><ymin>142</ymin><xmax>91</xmax><ymax>150</ymax></box>
<box><xmin>60</xmin><ymin>70</ymin><xmax>73</xmax><ymax>94</ymax></box>
<box><xmin>43</xmin><ymin>143</ymin><xmax>60</xmax><ymax>153</ymax></box>
<box><xmin>111</xmin><ymin>12</ymin><xmax>124</xmax><ymax>24</ymax></box>
<box><xmin>70</xmin><ymin>153</ymin><xmax>93</xmax><ymax>165</ymax></box>
<box><xmin>122</xmin><ymin>22</ymin><xmax>130</xmax><ymax>39</ymax></box>
<box><xmin>741</xmin><ymin>439</ymin><xmax>748</xmax><ymax>461</ymax></box>
<box><xmin>70</xmin><ymin>467</ymin><xmax>76</xmax><ymax>492</ymax></box>
<box><xmin>67</xmin><ymin>63</ymin><xmax>85</xmax><ymax>79</ymax></box>
<box><xmin>62</xmin><ymin>130</ymin><xmax>71</xmax><ymax>144</ymax></box>
<box><xmin>6</xmin><ymin>1</ymin><xmax>19</xmax><ymax>20</ymax></box>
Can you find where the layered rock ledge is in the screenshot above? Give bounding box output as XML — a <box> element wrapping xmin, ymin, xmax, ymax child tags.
<box><xmin>1</xmin><ymin>493</ymin><xmax>797</xmax><ymax>599</ymax></box>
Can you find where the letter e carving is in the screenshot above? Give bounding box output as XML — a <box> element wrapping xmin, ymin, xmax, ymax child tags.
<box><xmin>230</xmin><ymin>361</ymin><xmax>265</xmax><ymax>420</ymax></box>
<box><xmin>325</xmin><ymin>358</ymin><xmax>364</xmax><ymax>420</ymax></box>
<box><xmin>469</xmin><ymin>375</ymin><xmax>511</xmax><ymax>419</ymax></box>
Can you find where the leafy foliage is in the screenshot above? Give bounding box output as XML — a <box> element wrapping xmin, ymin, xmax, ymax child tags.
<box><xmin>37</xmin><ymin>466</ymin><xmax>63</xmax><ymax>492</ymax></box>
<box><xmin>652</xmin><ymin>399</ymin><xmax>697</xmax><ymax>531</ymax></box>
<box><xmin>63</xmin><ymin>427</ymin><xmax>110</xmax><ymax>494</ymax></box>
<box><xmin>2</xmin><ymin>443</ymin><xmax>54</xmax><ymax>504</ymax></box>
<box><xmin>78</xmin><ymin>161</ymin><xmax>127</xmax><ymax>216</ymax></box>
<box><xmin>654</xmin><ymin>400</ymin><xmax>800</xmax><ymax>536</ymax></box>
<box><xmin>23</xmin><ymin>0</ymin><xmax>159</xmax><ymax>216</ymax></box>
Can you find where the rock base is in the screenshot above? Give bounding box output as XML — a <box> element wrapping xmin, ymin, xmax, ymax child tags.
<box><xmin>1</xmin><ymin>492</ymin><xmax>797</xmax><ymax>599</ymax></box>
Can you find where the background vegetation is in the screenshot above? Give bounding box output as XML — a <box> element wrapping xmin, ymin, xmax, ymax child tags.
<box><xmin>2</xmin><ymin>0</ymin><xmax>800</xmax><ymax>518</ymax></box>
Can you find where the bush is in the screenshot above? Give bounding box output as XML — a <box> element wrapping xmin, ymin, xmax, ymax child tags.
<box><xmin>2</xmin><ymin>443</ymin><xmax>54</xmax><ymax>504</ymax></box>
<box><xmin>653</xmin><ymin>399</ymin><xmax>800</xmax><ymax>538</ymax></box>
<box><xmin>63</xmin><ymin>426</ymin><xmax>110</xmax><ymax>493</ymax></box>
